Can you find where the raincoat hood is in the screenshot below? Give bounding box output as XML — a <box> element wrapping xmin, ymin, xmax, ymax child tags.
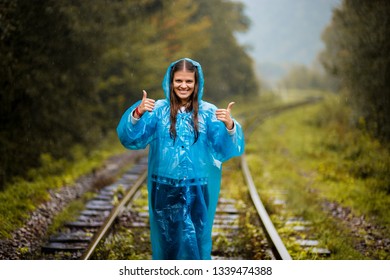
<box><xmin>162</xmin><ymin>58</ymin><xmax>204</xmax><ymax>101</ymax></box>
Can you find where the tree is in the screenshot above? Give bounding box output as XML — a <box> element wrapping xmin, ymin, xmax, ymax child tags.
<box><xmin>0</xmin><ymin>0</ymin><xmax>259</xmax><ymax>187</ymax></box>
<box><xmin>320</xmin><ymin>0</ymin><xmax>390</xmax><ymax>141</ymax></box>
<box><xmin>278</xmin><ymin>63</ymin><xmax>338</xmax><ymax>91</ymax></box>
<box><xmin>193</xmin><ymin>0</ymin><xmax>260</xmax><ymax>103</ymax></box>
<box><xmin>0</xmin><ymin>0</ymin><xmax>104</xmax><ymax>186</ymax></box>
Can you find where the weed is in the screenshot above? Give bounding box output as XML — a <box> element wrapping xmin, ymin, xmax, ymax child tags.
<box><xmin>245</xmin><ymin>94</ymin><xmax>389</xmax><ymax>259</ymax></box>
<box><xmin>0</xmin><ymin>133</ymin><xmax>125</xmax><ymax>239</ymax></box>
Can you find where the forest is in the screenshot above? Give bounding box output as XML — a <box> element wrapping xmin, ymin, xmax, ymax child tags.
<box><xmin>1</xmin><ymin>0</ymin><xmax>389</xmax><ymax>190</ymax></box>
<box><xmin>0</xmin><ymin>0</ymin><xmax>258</xmax><ymax>188</ymax></box>
<box><xmin>0</xmin><ymin>0</ymin><xmax>389</xmax><ymax>261</ymax></box>
<box><xmin>320</xmin><ymin>0</ymin><xmax>390</xmax><ymax>143</ymax></box>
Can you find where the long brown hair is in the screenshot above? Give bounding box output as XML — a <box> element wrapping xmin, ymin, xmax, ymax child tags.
<box><xmin>169</xmin><ymin>59</ymin><xmax>199</xmax><ymax>143</ymax></box>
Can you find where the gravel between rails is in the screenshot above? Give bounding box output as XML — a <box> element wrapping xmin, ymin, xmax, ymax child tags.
<box><xmin>0</xmin><ymin>151</ymin><xmax>141</xmax><ymax>260</ymax></box>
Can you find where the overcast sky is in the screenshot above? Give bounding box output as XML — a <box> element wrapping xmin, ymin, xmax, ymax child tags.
<box><xmin>235</xmin><ymin>0</ymin><xmax>341</xmax><ymax>66</ymax></box>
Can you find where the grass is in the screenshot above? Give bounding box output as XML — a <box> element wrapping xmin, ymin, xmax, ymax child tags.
<box><xmin>0</xmin><ymin>132</ymin><xmax>126</xmax><ymax>239</ymax></box>
<box><xmin>90</xmin><ymin>183</ymin><xmax>151</xmax><ymax>260</ymax></box>
<box><xmin>46</xmin><ymin>191</ymin><xmax>96</xmax><ymax>236</ymax></box>
<box><xmin>218</xmin><ymin>157</ymin><xmax>273</xmax><ymax>260</ymax></box>
<box><xmin>91</xmin><ymin>227</ymin><xmax>151</xmax><ymax>260</ymax></box>
<box><xmin>244</xmin><ymin>93</ymin><xmax>390</xmax><ymax>259</ymax></box>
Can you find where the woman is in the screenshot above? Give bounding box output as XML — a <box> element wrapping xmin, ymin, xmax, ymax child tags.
<box><xmin>117</xmin><ymin>58</ymin><xmax>244</xmax><ymax>260</ymax></box>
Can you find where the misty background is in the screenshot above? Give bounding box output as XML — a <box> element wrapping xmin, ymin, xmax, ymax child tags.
<box><xmin>235</xmin><ymin>0</ymin><xmax>341</xmax><ymax>87</ymax></box>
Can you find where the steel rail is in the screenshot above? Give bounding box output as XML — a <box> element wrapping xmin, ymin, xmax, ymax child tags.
<box><xmin>241</xmin><ymin>154</ymin><xmax>292</xmax><ymax>260</ymax></box>
<box><xmin>81</xmin><ymin>170</ymin><xmax>148</xmax><ymax>260</ymax></box>
<box><xmin>80</xmin><ymin>100</ymin><xmax>317</xmax><ymax>260</ymax></box>
<box><xmin>237</xmin><ymin>97</ymin><xmax>323</xmax><ymax>260</ymax></box>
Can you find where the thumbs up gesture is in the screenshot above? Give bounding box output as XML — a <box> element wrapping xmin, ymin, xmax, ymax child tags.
<box><xmin>216</xmin><ymin>102</ymin><xmax>235</xmax><ymax>130</ymax></box>
<box><xmin>134</xmin><ymin>90</ymin><xmax>155</xmax><ymax>118</ymax></box>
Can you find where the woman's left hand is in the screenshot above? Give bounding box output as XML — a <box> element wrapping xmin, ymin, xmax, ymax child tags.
<box><xmin>216</xmin><ymin>102</ymin><xmax>235</xmax><ymax>130</ymax></box>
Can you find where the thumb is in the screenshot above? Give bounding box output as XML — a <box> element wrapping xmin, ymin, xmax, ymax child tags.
<box><xmin>142</xmin><ymin>90</ymin><xmax>148</xmax><ymax>100</ymax></box>
<box><xmin>227</xmin><ymin>102</ymin><xmax>235</xmax><ymax>113</ymax></box>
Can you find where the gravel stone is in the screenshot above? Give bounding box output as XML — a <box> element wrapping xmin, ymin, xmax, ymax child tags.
<box><xmin>0</xmin><ymin>151</ymin><xmax>142</xmax><ymax>260</ymax></box>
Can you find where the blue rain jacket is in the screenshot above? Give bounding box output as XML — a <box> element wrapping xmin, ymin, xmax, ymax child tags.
<box><xmin>117</xmin><ymin>58</ymin><xmax>245</xmax><ymax>259</ymax></box>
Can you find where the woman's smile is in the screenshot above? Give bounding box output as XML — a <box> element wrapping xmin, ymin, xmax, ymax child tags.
<box><xmin>173</xmin><ymin>71</ymin><xmax>195</xmax><ymax>104</ymax></box>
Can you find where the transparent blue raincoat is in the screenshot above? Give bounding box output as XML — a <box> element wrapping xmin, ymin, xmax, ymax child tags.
<box><xmin>117</xmin><ymin>58</ymin><xmax>245</xmax><ymax>259</ymax></box>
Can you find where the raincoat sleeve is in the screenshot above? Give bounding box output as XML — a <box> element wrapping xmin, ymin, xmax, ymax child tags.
<box><xmin>207</xmin><ymin>108</ymin><xmax>245</xmax><ymax>162</ymax></box>
<box><xmin>116</xmin><ymin>100</ymin><xmax>157</xmax><ymax>150</ymax></box>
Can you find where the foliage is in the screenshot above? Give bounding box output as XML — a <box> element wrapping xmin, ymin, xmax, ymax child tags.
<box><xmin>91</xmin><ymin>228</ymin><xmax>151</xmax><ymax>260</ymax></box>
<box><xmin>0</xmin><ymin>0</ymin><xmax>258</xmax><ymax>188</ymax></box>
<box><xmin>0</xmin><ymin>0</ymin><xmax>105</xmax><ymax>186</ymax></box>
<box><xmin>278</xmin><ymin>64</ymin><xmax>339</xmax><ymax>92</ymax></box>
<box><xmin>237</xmin><ymin>208</ymin><xmax>272</xmax><ymax>260</ymax></box>
<box><xmin>193</xmin><ymin>0</ymin><xmax>260</xmax><ymax>103</ymax></box>
<box><xmin>320</xmin><ymin>0</ymin><xmax>390</xmax><ymax>142</ymax></box>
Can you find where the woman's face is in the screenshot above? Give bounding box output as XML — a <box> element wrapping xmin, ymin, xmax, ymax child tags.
<box><xmin>173</xmin><ymin>70</ymin><xmax>195</xmax><ymax>105</ymax></box>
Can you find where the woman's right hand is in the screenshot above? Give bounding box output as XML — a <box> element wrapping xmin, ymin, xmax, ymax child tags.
<box><xmin>135</xmin><ymin>90</ymin><xmax>155</xmax><ymax>117</ymax></box>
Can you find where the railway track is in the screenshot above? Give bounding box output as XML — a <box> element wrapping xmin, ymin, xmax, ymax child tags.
<box><xmin>41</xmin><ymin>153</ymin><xmax>281</xmax><ymax>260</ymax></box>
<box><xmin>41</xmin><ymin>154</ymin><xmax>273</xmax><ymax>260</ymax></box>
<box><xmin>40</xmin><ymin>98</ymin><xmax>328</xmax><ymax>260</ymax></box>
<box><xmin>41</xmin><ymin>156</ymin><xmax>148</xmax><ymax>259</ymax></box>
